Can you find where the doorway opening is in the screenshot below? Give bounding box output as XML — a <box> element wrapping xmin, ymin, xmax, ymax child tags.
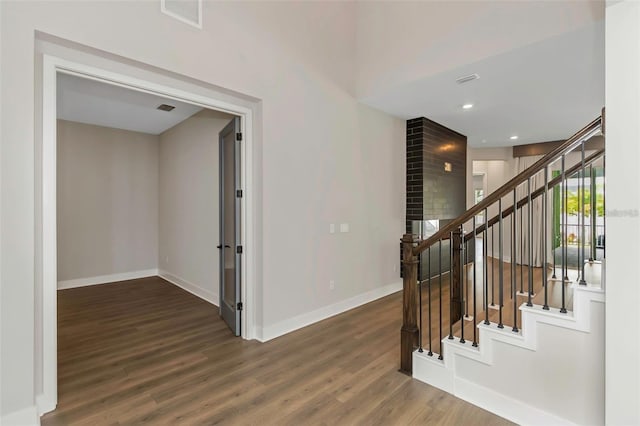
<box><xmin>39</xmin><ymin>53</ymin><xmax>258</xmax><ymax>415</ymax></box>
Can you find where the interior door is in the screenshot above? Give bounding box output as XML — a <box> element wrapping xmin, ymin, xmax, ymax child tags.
<box><xmin>218</xmin><ymin>117</ymin><xmax>241</xmax><ymax>336</ymax></box>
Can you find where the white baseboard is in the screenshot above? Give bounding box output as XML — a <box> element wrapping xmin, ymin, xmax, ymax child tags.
<box><xmin>35</xmin><ymin>393</ymin><xmax>55</xmax><ymax>416</ymax></box>
<box><xmin>1</xmin><ymin>405</ymin><xmax>40</xmax><ymax>426</ymax></box>
<box><xmin>57</xmin><ymin>269</ymin><xmax>158</xmax><ymax>289</ymax></box>
<box><xmin>257</xmin><ymin>281</ymin><xmax>402</xmax><ymax>342</ymax></box>
<box><xmin>455</xmin><ymin>377</ymin><xmax>575</xmax><ymax>426</ymax></box>
<box><xmin>158</xmin><ymin>270</ymin><xmax>219</xmax><ymax>307</ymax></box>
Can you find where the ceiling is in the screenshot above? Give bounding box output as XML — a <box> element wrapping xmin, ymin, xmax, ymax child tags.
<box><xmin>56</xmin><ymin>7</ymin><xmax>604</xmax><ymax>147</ymax></box>
<box><xmin>57</xmin><ymin>73</ymin><xmax>206</xmax><ymax>135</ymax></box>
<box><xmin>360</xmin><ymin>20</ymin><xmax>604</xmax><ymax>148</ymax></box>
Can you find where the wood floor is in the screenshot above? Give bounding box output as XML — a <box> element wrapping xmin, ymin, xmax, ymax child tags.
<box><xmin>42</xmin><ymin>277</ymin><xmax>512</xmax><ymax>426</ymax></box>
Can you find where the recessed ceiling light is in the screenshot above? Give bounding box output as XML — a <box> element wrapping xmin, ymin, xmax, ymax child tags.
<box><xmin>510</xmin><ymin>135</ymin><xmax>519</xmax><ymax>140</ymax></box>
<box><xmin>462</xmin><ymin>104</ymin><xmax>474</xmax><ymax>110</ymax></box>
<box><xmin>481</xmin><ymin>139</ymin><xmax>487</xmax><ymax>144</ymax></box>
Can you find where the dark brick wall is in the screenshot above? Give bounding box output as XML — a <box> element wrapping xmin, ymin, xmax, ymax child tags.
<box><xmin>406</xmin><ymin>117</ymin><xmax>467</xmax><ymax>233</ymax></box>
<box><xmin>406</xmin><ymin>118</ymin><xmax>424</xmax><ymax>232</ymax></box>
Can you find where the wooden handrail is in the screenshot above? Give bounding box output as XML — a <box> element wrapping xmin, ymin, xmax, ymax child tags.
<box><xmin>464</xmin><ymin>148</ymin><xmax>605</xmax><ymax>241</ymax></box>
<box><xmin>412</xmin><ymin>116</ymin><xmax>602</xmax><ymax>256</ymax></box>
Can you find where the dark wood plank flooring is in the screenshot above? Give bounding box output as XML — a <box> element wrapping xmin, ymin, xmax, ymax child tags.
<box><xmin>42</xmin><ymin>277</ymin><xmax>512</xmax><ymax>425</ymax></box>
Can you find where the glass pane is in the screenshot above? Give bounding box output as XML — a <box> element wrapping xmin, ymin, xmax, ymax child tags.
<box><xmin>223</xmin><ymin>130</ymin><xmax>236</xmax><ymax>309</ymax></box>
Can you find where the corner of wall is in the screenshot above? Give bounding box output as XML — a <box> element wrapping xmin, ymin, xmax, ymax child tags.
<box><xmin>158</xmin><ymin>269</ymin><xmax>219</xmax><ymax>307</ymax></box>
<box><xmin>259</xmin><ymin>280</ymin><xmax>401</xmax><ymax>342</ymax></box>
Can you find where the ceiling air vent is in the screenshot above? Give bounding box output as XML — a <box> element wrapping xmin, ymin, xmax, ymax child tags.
<box><xmin>456</xmin><ymin>73</ymin><xmax>480</xmax><ymax>84</ymax></box>
<box><xmin>157</xmin><ymin>104</ymin><xmax>176</xmax><ymax>112</ymax></box>
<box><xmin>161</xmin><ymin>0</ymin><xmax>202</xmax><ymax>29</ymax></box>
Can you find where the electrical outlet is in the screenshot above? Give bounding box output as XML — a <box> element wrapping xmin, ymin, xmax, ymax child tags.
<box><xmin>165</xmin><ymin>256</ymin><xmax>169</xmax><ymax>264</ymax></box>
<box><xmin>329</xmin><ymin>280</ymin><xmax>335</xmax><ymax>290</ymax></box>
<box><xmin>393</xmin><ymin>264</ymin><xmax>398</xmax><ymax>273</ymax></box>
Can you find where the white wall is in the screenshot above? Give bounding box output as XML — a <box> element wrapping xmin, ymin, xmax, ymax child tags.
<box><xmin>57</xmin><ymin>120</ymin><xmax>159</xmax><ymax>285</ymax></box>
<box><xmin>0</xmin><ymin>1</ymin><xmax>405</xmax><ymax>418</ymax></box>
<box><xmin>467</xmin><ymin>148</ymin><xmax>516</xmax><ymax>261</ymax></box>
<box><xmin>466</xmin><ymin>147</ymin><xmax>514</xmax><ymax>209</ymax></box>
<box><xmin>0</xmin><ymin>0</ymin><xmax>3</xmax><ymax>418</ymax></box>
<box><xmin>605</xmin><ymin>1</ymin><xmax>640</xmax><ymax>424</ymax></box>
<box><xmin>158</xmin><ymin>109</ymin><xmax>235</xmax><ymax>305</ymax></box>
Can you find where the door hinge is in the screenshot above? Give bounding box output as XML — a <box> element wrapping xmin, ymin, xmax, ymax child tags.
<box><xmin>236</xmin><ymin>189</ymin><xmax>243</xmax><ymax>198</ymax></box>
<box><xmin>237</xmin><ymin>302</ymin><xmax>243</xmax><ymax>311</ymax></box>
<box><xmin>236</xmin><ymin>132</ymin><xmax>242</xmax><ymax>141</ymax></box>
<box><xmin>236</xmin><ymin>246</ymin><xmax>243</xmax><ymax>254</ymax></box>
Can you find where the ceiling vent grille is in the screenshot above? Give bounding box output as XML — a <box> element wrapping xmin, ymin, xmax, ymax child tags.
<box><xmin>157</xmin><ymin>104</ymin><xmax>176</xmax><ymax>112</ymax></box>
<box><xmin>161</xmin><ymin>0</ymin><xmax>202</xmax><ymax>29</ymax></box>
<box><xmin>456</xmin><ymin>73</ymin><xmax>480</xmax><ymax>84</ymax></box>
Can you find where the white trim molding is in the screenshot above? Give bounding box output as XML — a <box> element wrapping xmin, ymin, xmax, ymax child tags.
<box><xmin>1</xmin><ymin>405</ymin><xmax>40</xmax><ymax>426</ymax></box>
<box><xmin>158</xmin><ymin>270</ymin><xmax>219</xmax><ymax>307</ymax></box>
<box><xmin>257</xmin><ymin>281</ymin><xmax>402</xmax><ymax>342</ymax></box>
<box><xmin>39</xmin><ymin>51</ymin><xmax>258</xmax><ymax>416</ymax></box>
<box><xmin>57</xmin><ymin>269</ymin><xmax>158</xmax><ymax>290</ymax></box>
<box><xmin>35</xmin><ymin>394</ymin><xmax>55</xmax><ymax>417</ymax></box>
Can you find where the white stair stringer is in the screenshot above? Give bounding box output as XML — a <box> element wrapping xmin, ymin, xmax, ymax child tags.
<box><xmin>413</xmin><ymin>284</ymin><xmax>605</xmax><ymax>426</ymax></box>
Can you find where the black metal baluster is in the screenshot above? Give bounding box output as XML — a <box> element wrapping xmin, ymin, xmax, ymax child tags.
<box><xmin>438</xmin><ymin>240</ymin><xmax>443</xmax><ymax>359</ymax></box>
<box><xmin>602</xmin><ymin>155</ymin><xmax>606</xmax><ymax>260</ymax></box>
<box><xmin>427</xmin><ymin>246</ymin><xmax>433</xmax><ymax>356</ymax></box>
<box><xmin>561</xmin><ymin>155</ymin><xmax>568</xmax><ymax>313</ymax></box>
<box><xmin>473</xmin><ymin>216</ymin><xmax>478</xmax><ymax>346</ymax></box>
<box><xmin>512</xmin><ymin>189</ymin><xmax>519</xmax><ymax>332</ymax></box>
<box><xmin>590</xmin><ymin>164</ymin><xmax>597</xmax><ymax>262</ymax></box>
<box><xmin>460</xmin><ymin>228</ymin><xmax>466</xmax><ymax>344</ymax></box>
<box><xmin>491</xmin><ymin>221</ymin><xmax>496</xmax><ymax>308</ymax></box>
<box><xmin>418</xmin><ymin>249</ymin><xmax>423</xmax><ymax>352</ymax></box>
<box><xmin>520</xmin><ymin>204</ymin><xmax>524</xmax><ymax>294</ymax></box>
<box><xmin>449</xmin><ymin>232</ymin><xmax>454</xmax><ymax>340</ymax></box>
<box><xmin>580</xmin><ymin>142</ymin><xmax>587</xmax><ymax>285</ymax></box>
<box><xmin>498</xmin><ymin>198</ymin><xmax>504</xmax><ymax>329</ymax></box>
<box><xmin>576</xmin><ymin>168</ymin><xmax>582</xmax><ymax>283</ymax></box>
<box><xmin>527</xmin><ymin>177</ymin><xmax>533</xmax><ymax>307</ymax></box>
<box><xmin>484</xmin><ymin>208</ymin><xmax>490</xmax><ymax>325</ymax></box>
<box><xmin>464</xmin><ymin>234</ymin><xmax>469</xmax><ymax>319</ymax></box>
<box><xmin>543</xmin><ymin>166</ymin><xmax>550</xmax><ymax>310</ymax></box>
<box><xmin>552</xmin><ymin>166</ymin><xmax>557</xmax><ymax>280</ymax></box>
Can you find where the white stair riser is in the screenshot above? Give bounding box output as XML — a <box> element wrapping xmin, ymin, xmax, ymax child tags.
<box><xmin>414</xmin><ymin>285</ymin><xmax>604</xmax><ymax>426</ymax></box>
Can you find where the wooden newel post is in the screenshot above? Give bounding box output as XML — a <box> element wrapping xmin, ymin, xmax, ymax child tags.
<box><xmin>400</xmin><ymin>233</ymin><xmax>419</xmax><ymax>374</ymax></box>
<box><xmin>450</xmin><ymin>227</ymin><xmax>463</xmax><ymax>325</ymax></box>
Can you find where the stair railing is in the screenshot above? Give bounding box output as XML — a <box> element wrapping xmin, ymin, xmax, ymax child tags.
<box><xmin>401</xmin><ymin>114</ymin><xmax>604</xmax><ymax>374</ymax></box>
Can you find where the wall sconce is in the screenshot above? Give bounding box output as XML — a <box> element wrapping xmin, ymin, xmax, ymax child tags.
<box><xmin>444</xmin><ymin>162</ymin><xmax>452</xmax><ymax>172</ymax></box>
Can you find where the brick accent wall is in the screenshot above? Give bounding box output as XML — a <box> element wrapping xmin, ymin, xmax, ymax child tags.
<box><xmin>406</xmin><ymin>118</ymin><xmax>424</xmax><ymax>232</ymax></box>
<box><xmin>406</xmin><ymin>117</ymin><xmax>467</xmax><ymax>233</ymax></box>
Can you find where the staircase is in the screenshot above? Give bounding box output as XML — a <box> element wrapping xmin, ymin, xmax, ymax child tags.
<box><xmin>401</xmin><ymin>114</ymin><xmax>605</xmax><ymax>425</ymax></box>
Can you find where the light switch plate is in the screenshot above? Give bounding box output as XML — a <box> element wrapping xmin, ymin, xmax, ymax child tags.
<box><xmin>340</xmin><ymin>223</ymin><xmax>349</xmax><ymax>233</ymax></box>
<box><xmin>329</xmin><ymin>224</ymin><xmax>335</xmax><ymax>234</ymax></box>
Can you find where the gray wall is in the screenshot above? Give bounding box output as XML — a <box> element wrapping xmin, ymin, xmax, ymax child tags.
<box><xmin>158</xmin><ymin>109</ymin><xmax>235</xmax><ymax>305</ymax></box>
<box><xmin>57</xmin><ymin>120</ymin><xmax>159</xmax><ymax>283</ymax></box>
<box><xmin>2</xmin><ymin>2</ymin><xmax>406</xmax><ymax>417</ymax></box>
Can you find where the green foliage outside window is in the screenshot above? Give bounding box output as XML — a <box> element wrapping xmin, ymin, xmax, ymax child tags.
<box><xmin>565</xmin><ymin>187</ymin><xmax>605</xmax><ymax>217</ymax></box>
